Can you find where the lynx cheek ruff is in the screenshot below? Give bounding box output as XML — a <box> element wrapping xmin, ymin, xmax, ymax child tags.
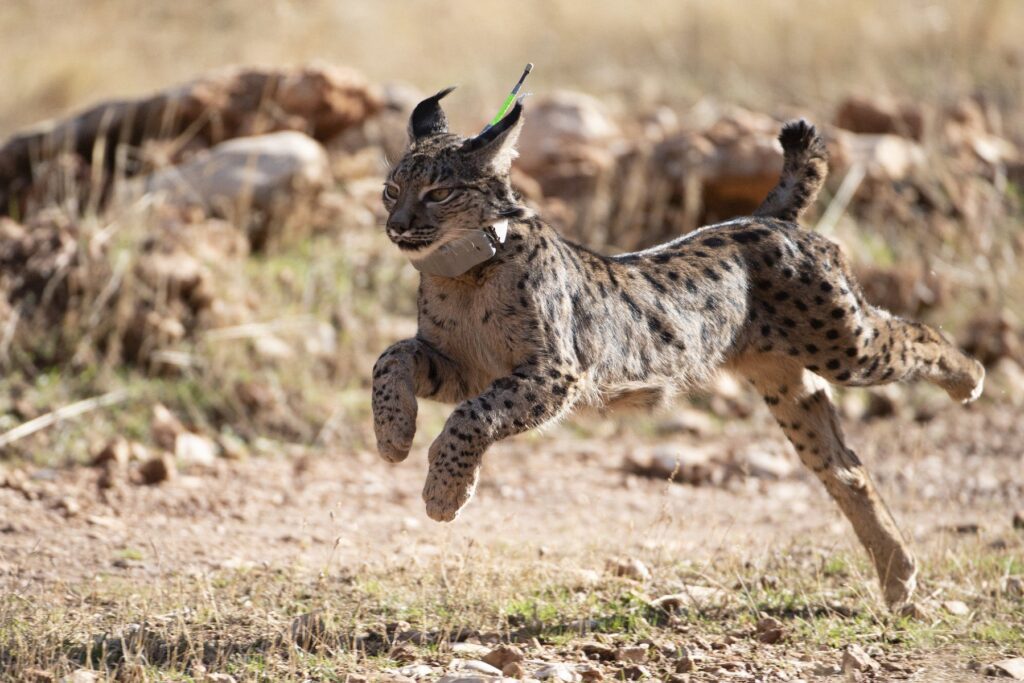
<box><xmin>408</xmin><ymin>220</ymin><xmax>509</xmax><ymax>278</ymax></box>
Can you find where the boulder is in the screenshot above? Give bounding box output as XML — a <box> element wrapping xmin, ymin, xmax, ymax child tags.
<box><xmin>835</xmin><ymin>95</ymin><xmax>927</xmax><ymax>140</ymax></box>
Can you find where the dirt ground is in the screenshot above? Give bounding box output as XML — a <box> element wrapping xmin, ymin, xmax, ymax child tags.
<box><xmin>3</xmin><ymin>395</ymin><xmax>1021</xmax><ymax>681</ymax></box>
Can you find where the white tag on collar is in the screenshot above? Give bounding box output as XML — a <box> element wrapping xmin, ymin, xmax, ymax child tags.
<box><xmin>408</xmin><ymin>220</ymin><xmax>509</xmax><ymax>278</ymax></box>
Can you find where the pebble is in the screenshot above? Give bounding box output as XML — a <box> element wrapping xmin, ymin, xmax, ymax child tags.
<box><xmin>535</xmin><ymin>663</ymin><xmax>582</xmax><ymax>682</ymax></box>
<box><xmin>754</xmin><ymin>616</ymin><xmax>786</xmax><ymax>644</ymax></box>
<box><xmin>138</xmin><ymin>453</ymin><xmax>176</xmax><ymax>485</ymax></box>
<box><xmin>606</xmin><ymin>557</ymin><xmax>651</xmax><ymax>582</ymax></box>
<box><xmin>841</xmin><ymin>644</ymin><xmax>880</xmax><ymax>673</ymax></box>
<box><xmin>483</xmin><ymin>644</ymin><xmax>525</xmax><ymax>670</ymax></box>
<box><xmin>985</xmin><ymin>658</ymin><xmax>1024</xmax><ymax>680</ymax></box>
<box><xmin>942</xmin><ymin>600</ymin><xmax>970</xmax><ymax>616</ymax></box>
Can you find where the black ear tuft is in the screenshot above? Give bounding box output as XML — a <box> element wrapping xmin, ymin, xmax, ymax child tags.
<box><xmin>409</xmin><ymin>86</ymin><xmax>456</xmax><ymax>141</ymax></box>
<box><xmin>463</xmin><ymin>100</ymin><xmax>523</xmax><ymax>154</ymax></box>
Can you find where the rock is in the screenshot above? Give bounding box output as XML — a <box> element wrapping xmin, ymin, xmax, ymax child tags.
<box><xmin>458</xmin><ymin>660</ymin><xmax>503</xmax><ymax>676</ymax></box>
<box><xmin>736</xmin><ymin>447</ymin><xmax>794</xmax><ymax>480</ymax></box>
<box><xmin>138</xmin><ymin>453</ymin><xmax>176</xmax><ymax>485</ymax></box>
<box><xmin>835</xmin><ymin>95</ymin><xmax>926</xmax><ymax>140</ymax></box>
<box><xmin>142</xmin><ymin>132</ymin><xmax>330</xmax><ymax>244</ymax></box>
<box><xmin>451</xmin><ymin>642</ymin><xmax>492</xmax><ymax>659</ymax></box>
<box><xmin>841</xmin><ymin>644</ymin><xmax>880</xmax><ymax>674</ymax></box>
<box><xmin>961</xmin><ymin>313</ymin><xmax>1023</xmax><ymax>367</ymax></box>
<box><xmin>942</xmin><ymin>600</ymin><xmax>970</xmax><ymax>616</ymax></box>
<box><xmin>535</xmin><ymin>663</ymin><xmax>582</xmax><ymax>682</ymax></box>
<box><xmin>580</xmin><ymin>641</ymin><xmax>617</xmax><ymax>661</ymax></box>
<box><xmin>618</xmin><ymin>665</ymin><xmax>650</xmax><ymax>680</ymax></box>
<box><xmin>606</xmin><ymin>556</ymin><xmax>651</xmax><ymax>582</ymax></box>
<box><xmin>482</xmin><ymin>644</ymin><xmax>525</xmax><ymax>670</ymax></box>
<box><xmin>984</xmin><ymin>658</ymin><xmax>1024</xmax><ymax>680</ymax></box>
<box><xmin>393</xmin><ymin>664</ymin><xmax>434</xmax><ymax>679</ymax></box>
<box><xmin>624</xmin><ymin>446</ymin><xmax>717</xmax><ymax>486</ymax></box>
<box><xmin>0</xmin><ymin>63</ymin><xmax>379</xmax><ymax>212</ymax></box>
<box><xmin>834</xmin><ymin>131</ymin><xmax>927</xmax><ymax>181</ymax></box>
<box><xmin>206</xmin><ymin>675</ymin><xmax>238</xmax><ymax>683</ymax></box>
<box><xmin>61</xmin><ymin>671</ymin><xmax>99</xmax><ymax>683</ymax></box>
<box><xmin>516</xmin><ymin>91</ymin><xmax>622</xmax><ymax>175</ymax></box>
<box><xmin>616</xmin><ymin>645</ymin><xmax>647</xmax><ymax>662</ymax></box>
<box><xmin>650</xmin><ymin>586</ymin><xmax>728</xmax><ymax>610</ymax></box>
<box><xmin>92</xmin><ymin>437</ymin><xmax>130</xmax><ymax>468</ymax></box>
<box><xmin>754</xmin><ymin>617</ymin><xmax>786</xmax><ymax>644</ymax></box>
<box><xmin>151</xmin><ymin>404</ymin><xmax>186</xmax><ymax>450</ymax></box>
<box><xmin>174</xmin><ymin>432</ymin><xmax>219</xmax><ymax>467</ymax></box>
<box><xmin>436</xmin><ymin>677</ymin><xmax>497</xmax><ymax>683</ymax></box>
<box><xmin>253</xmin><ymin>334</ymin><xmax>294</xmax><ymax>362</ymax></box>
<box><xmin>577</xmin><ymin>664</ymin><xmax>603</xmax><ymax>683</ymax></box>
<box><xmin>502</xmin><ymin>662</ymin><xmax>525</xmax><ymax>678</ymax></box>
<box><xmin>1001</xmin><ymin>576</ymin><xmax>1023</xmax><ymax>598</ymax></box>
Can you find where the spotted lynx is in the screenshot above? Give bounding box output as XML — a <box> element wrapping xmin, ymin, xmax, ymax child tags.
<box><xmin>371</xmin><ymin>89</ymin><xmax>985</xmax><ymax>609</ymax></box>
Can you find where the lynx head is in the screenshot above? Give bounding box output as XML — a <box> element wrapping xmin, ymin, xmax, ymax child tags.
<box><xmin>382</xmin><ymin>87</ymin><xmax>527</xmax><ymax>252</ymax></box>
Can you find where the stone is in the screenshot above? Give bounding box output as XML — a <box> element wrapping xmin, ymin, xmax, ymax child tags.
<box><xmin>841</xmin><ymin>644</ymin><xmax>879</xmax><ymax>674</ymax></box>
<box><xmin>61</xmin><ymin>672</ymin><xmax>98</xmax><ymax>683</ymax></box>
<box><xmin>580</xmin><ymin>641</ymin><xmax>617</xmax><ymax>661</ymax></box>
<box><xmin>941</xmin><ymin>600</ymin><xmax>970</xmax><ymax>616</ymax></box>
<box><xmin>206</xmin><ymin>675</ymin><xmax>238</xmax><ymax>683</ymax></box>
<box><xmin>451</xmin><ymin>642</ymin><xmax>492</xmax><ymax>658</ymax></box>
<box><xmin>616</xmin><ymin>645</ymin><xmax>647</xmax><ymax>662</ymax></box>
<box><xmin>606</xmin><ymin>557</ymin><xmax>651</xmax><ymax>582</ymax></box>
<box><xmin>151</xmin><ymin>404</ymin><xmax>185</xmax><ymax>450</ymax></box>
<box><xmin>835</xmin><ymin>95</ymin><xmax>926</xmax><ymax>140</ymax></box>
<box><xmin>535</xmin><ymin>663</ymin><xmax>582</xmax><ymax>682</ymax></box>
<box><xmin>754</xmin><ymin>617</ymin><xmax>786</xmax><ymax>644</ymax></box>
<box><xmin>650</xmin><ymin>586</ymin><xmax>728</xmax><ymax>610</ymax></box>
<box><xmin>92</xmin><ymin>437</ymin><xmax>130</xmax><ymax>468</ymax></box>
<box><xmin>482</xmin><ymin>644</ymin><xmax>525</xmax><ymax>670</ymax></box>
<box><xmin>502</xmin><ymin>662</ymin><xmax>526</xmax><ymax>678</ymax></box>
<box><xmin>394</xmin><ymin>664</ymin><xmax>434</xmax><ymax>679</ymax></box>
<box><xmin>1001</xmin><ymin>576</ymin><xmax>1023</xmax><ymax>598</ymax></box>
<box><xmin>138</xmin><ymin>453</ymin><xmax>176</xmax><ymax>485</ymax></box>
<box><xmin>142</xmin><ymin>132</ymin><xmax>330</xmax><ymax>222</ymax></box>
<box><xmin>459</xmin><ymin>660</ymin><xmax>502</xmax><ymax>676</ymax></box>
<box><xmin>175</xmin><ymin>432</ymin><xmax>219</xmax><ymax>467</ymax></box>
<box><xmin>516</xmin><ymin>91</ymin><xmax>621</xmax><ymax>174</ymax></box>
<box><xmin>985</xmin><ymin>658</ymin><xmax>1024</xmax><ymax>680</ymax></box>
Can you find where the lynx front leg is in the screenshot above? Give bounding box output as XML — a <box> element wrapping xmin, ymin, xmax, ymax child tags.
<box><xmin>372</xmin><ymin>338</ymin><xmax>467</xmax><ymax>463</ymax></box>
<box><xmin>423</xmin><ymin>362</ymin><xmax>579</xmax><ymax>521</ymax></box>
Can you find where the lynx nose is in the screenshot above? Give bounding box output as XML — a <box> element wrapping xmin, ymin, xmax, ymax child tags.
<box><xmin>387</xmin><ymin>208</ymin><xmax>412</xmax><ymax>237</ymax></box>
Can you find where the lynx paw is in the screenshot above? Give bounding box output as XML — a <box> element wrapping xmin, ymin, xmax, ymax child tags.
<box><xmin>373</xmin><ymin>391</ymin><xmax>418</xmax><ymax>463</ymax></box>
<box><xmin>422</xmin><ymin>437</ymin><xmax>481</xmax><ymax>522</ymax></box>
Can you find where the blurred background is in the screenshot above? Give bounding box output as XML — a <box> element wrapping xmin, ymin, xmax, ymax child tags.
<box><xmin>0</xmin><ymin>0</ymin><xmax>1021</xmax><ymax>463</ymax></box>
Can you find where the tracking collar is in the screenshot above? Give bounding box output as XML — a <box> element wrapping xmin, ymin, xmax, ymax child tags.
<box><xmin>407</xmin><ymin>220</ymin><xmax>509</xmax><ymax>278</ymax></box>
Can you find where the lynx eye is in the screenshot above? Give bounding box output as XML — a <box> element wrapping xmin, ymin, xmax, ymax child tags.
<box><xmin>383</xmin><ymin>183</ymin><xmax>400</xmax><ymax>201</ymax></box>
<box><xmin>423</xmin><ymin>187</ymin><xmax>454</xmax><ymax>203</ymax></box>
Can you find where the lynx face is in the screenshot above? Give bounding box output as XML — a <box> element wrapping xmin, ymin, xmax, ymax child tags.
<box><xmin>382</xmin><ymin>87</ymin><xmax>526</xmax><ymax>254</ymax></box>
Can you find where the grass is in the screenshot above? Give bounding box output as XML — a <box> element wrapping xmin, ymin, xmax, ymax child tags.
<box><xmin>3</xmin><ymin>536</ymin><xmax>1021</xmax><ymax>680</ymax></box>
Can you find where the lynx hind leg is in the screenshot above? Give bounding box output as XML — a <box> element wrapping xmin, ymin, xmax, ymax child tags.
<box><xmin>732</xmin><ymin>354</ymin><xmax>918</xmax><ymax>609</ymax></box>
<box><xmin>753</xmin><ymin>239</ymin><xmax>984</xmax><ymax>403</ymax></box>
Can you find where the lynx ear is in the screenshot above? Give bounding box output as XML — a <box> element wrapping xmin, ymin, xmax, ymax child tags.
<box><xmin>462</xmin><ymin>100</ymin><xmax>524</xmax><ymax>174</ymax></box>
<box><xmin>409</xmin><ymin>86</ymin><xmax>456</xmax><ymax>141</ymax></box>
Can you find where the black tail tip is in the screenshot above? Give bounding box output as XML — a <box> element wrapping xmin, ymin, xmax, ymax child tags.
<box><xmin>778</xmin><ymin>118</ymin><xmax>823</xmax><ymax>154</ymax></box>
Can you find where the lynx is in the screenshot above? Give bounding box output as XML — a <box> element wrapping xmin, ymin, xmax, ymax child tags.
<box><xmin>371</xmin><ymin>88</ymin><xmax>985</xmax><ymax>609</ymax></box>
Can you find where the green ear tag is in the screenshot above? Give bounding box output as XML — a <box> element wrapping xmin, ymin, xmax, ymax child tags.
<box><xmin>481</xmin><ymin>63</ymin><xmax>533</xmax><ymax>134</ymax></box>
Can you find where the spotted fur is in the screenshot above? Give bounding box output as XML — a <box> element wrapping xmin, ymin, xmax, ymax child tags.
<box><xmin>371</xmin><ymin>90</ymin><xmax>984</xmax><ymax>609</ymax></box>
